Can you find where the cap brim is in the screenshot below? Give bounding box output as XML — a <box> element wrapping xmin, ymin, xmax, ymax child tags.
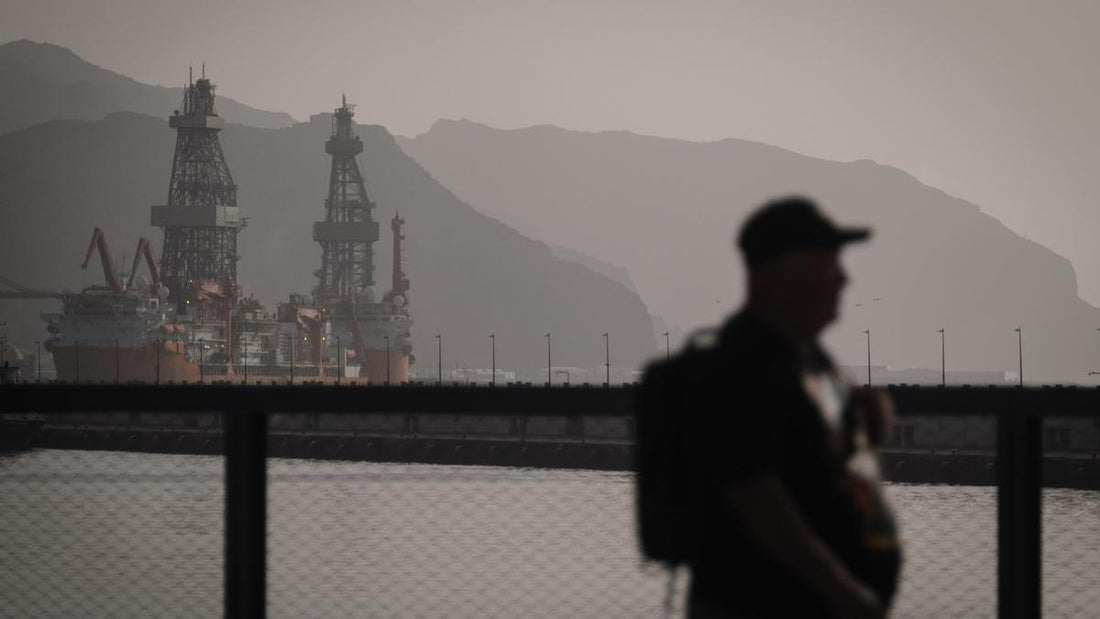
<box><xmin>835</xmin><ymin>227</ymin><xmax>871</xmax><ymax>245</ymax></box>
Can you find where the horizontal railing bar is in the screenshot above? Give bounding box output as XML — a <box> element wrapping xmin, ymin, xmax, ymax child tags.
<box><xmin>0</xmin><ymin>384</ymin><xmax>634</xmax><ymax>416</ymax></box>
<box><xmin>889</xmin><ymin>385</ymin><xmax>1100</xmax><ymax>416</ymax></box>
<box><xmin>1</xmin><ymin>384</ymin><xmax>1099</xmax><ymax>416</ymax></box>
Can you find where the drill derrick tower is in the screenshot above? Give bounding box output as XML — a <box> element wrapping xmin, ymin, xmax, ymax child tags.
<box><xmin>312</xmin><ymin>96</ymin><xmax>412</xmax><ymax>383</ymax></box>
<box><xmin>313</xmin><ymin>95</ymin><xmax>379</xmax><ymax>302</ymax></box>
<box><xmin>152</xmin><ymin>68</ymin><xmax>243</xmax><ymax>310</ymax></box>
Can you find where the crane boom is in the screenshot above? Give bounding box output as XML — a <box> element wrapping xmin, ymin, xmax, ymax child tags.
<box><xmin>126</xmin><ymin>237</ymin><xmax>161</xmax><ymax>290</ymax></box>
<box><xmin>0</xmin><ymin>274</ymin><xmax>60</xmax><ymax>299</ymax></box>
<box><xmin>81</xmin><ymin>227</ymin><xmax>124</xmax><ymax>293</ymax></box>
<box><xmin>0</xmin><ymin>291</ymin><xmax>60</xmax><ymax>299</ymax></box>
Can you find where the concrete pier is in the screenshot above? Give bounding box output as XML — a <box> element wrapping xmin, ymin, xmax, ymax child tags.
<box><xmin>6</xmin><ymin>417</ymin><xmax>1099</xmax><ymax>489</ymax></box>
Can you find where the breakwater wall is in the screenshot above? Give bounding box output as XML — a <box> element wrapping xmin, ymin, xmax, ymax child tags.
<box><xmin>5</xmin><ymin>416</ymin><xmax>1099</xmax><ymax>490</ymax></box>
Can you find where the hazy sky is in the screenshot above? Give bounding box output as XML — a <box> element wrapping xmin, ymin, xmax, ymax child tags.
<box><xmin>5</xmin><ymin>0</ymin><xmax>1099</xmax><ymax>304</ymax></box>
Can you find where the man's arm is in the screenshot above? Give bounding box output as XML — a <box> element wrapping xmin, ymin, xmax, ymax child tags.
<box><xmin>724</xmin><ymin>475</ymin><xmax>884</xmax><ymax>619</ymax></box>
<box><xmin>849</xmin><ymin>387</ymin><xmax>894</xmax><ymax>447</ymax></box>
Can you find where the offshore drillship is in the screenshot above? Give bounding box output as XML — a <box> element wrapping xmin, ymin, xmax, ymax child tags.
<box><xmin>44</xmin><ymin>73</ymin><xmax>412</xmax><ymax>383</ymax></box>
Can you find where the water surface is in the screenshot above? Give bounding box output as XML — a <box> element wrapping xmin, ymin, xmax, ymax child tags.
<box><xmin>2</xmin><ymin>450</ymin><xmax>1097</xmax><ymax>617</ymax></box>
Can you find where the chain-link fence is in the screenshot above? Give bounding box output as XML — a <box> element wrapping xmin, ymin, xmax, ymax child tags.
<box><xmin>268</xmin><ymin>459</ymin><xmax>676</xmax><ymax>617</ymax></box>
<box><xmin>0</xmin><ymin>447</ymin><xmax>224</xmax><ymax>616</ymax></box>
<box><xmin>2</xmin><ymin>386</ymin><xmax>1099</xmax><ymax>617</ymax></box>
<box><xmin>1042</xmin><ymin>417</ymin><xmax>1100</xmax><ymax>618</ymax></box>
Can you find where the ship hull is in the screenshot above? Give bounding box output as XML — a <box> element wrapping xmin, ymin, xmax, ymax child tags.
<box><xmin>361</xmin><ymin>349</ymin><xmax>411</xmax><ymax>384</ymax></box>
<box><xmin>50</xmin><ymin>341</ymin><xmax>199</xmax><ymax>384</ymax></box>
<box><xmin>49</xmin><ymin>342</ymin><xmax>388</xmax><ymax>385</ymax></box>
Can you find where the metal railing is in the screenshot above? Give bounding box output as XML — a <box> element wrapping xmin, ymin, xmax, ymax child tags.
<box><xmin>2</xmin><ymin>383</ymin><xmax>1097</xmax><ymax>618</ymax></box>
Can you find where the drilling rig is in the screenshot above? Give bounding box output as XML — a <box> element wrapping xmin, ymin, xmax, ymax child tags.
<box><xmin>312</xmin><ymin>96</ymin><xmax>412</xmax><ymax>382</ymax></box>
<box><xmin>27</xmin><ymin>75</ymin><xmax>408</xmax><ymax>384</ymax></box>
<box><xmin>142</xmin><ymin>71</ymin><xmax>337</xmax><ymax>383</ymax></box>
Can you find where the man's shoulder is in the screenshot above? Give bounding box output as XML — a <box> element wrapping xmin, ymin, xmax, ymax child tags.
<box><xmin>716</xmin><ymin>313</ymin><xmax>780</xmax><ymax>364</ymax></box>
<box><xmin>713</xmin><ymin>312</ymin><xmax>809</xmax><ymax>390</ymax></box>
<box><xmin>646</xmin><ymin>311</ymin><xmax>796</xmax><ymax>387</ymax></box>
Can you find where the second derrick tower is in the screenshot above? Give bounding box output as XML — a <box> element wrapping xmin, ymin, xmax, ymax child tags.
<box><xmin>312</xmin><ymin>96</ymin><xmax>412</xmax><ymax>383</ymax></box>
<box><xmin>313</xmin><ymin>95</ymin><xmax>379</xmax><ymax>301</ymax></box>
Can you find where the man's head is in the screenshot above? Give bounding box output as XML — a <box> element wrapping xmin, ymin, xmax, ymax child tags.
<box><xmin>737</xmin><ymin>197</ymin><xmax>870</xmax><ymax>340</ymax></box>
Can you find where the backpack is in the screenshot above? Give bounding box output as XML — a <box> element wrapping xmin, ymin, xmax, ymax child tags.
<box><xmin>635</xmin><ymin>330</ymin><xmax>720</xmax><ymax>565</ymax></box>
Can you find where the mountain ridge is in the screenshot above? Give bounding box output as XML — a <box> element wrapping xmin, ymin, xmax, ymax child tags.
<box><xmin>0</xmin><ymin>39</ymin><xmax>296</xmax><ymax>134</ymax></box>
<box><xmin>397</xmin><ymin>118</ymin><xmax>1097</xmax><ymax>382</ymax></box>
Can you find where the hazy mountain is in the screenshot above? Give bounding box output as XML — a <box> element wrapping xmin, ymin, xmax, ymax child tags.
<box><xmin>549</xmin><ymin>245</ymin><xmax>638</xmax><ymax>295</ymax></box>
<box><xmin>0</xmin><ymin>112</ymin><xmax>656</xmax><ymax>377</ymax></box>
<box><xmin>0</xmin><ymin>40</ymin><xmax>295</xmax><ymax>134</ymax></box>
<box><xmin>398</xmin><ymin>119</ymin><xmax>1100</xmax><ymax>383</ymax></box>
<box><xmin>547</xmin><ymin>244</ymin><xmax>680</xmax><ymax>349</ymax></box>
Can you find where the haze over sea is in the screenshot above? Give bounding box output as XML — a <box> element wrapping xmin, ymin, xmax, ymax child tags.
<box><xmin>1</xmin><ymin>450</ymin><xmax>1098</xmax><ymax>617</ymax></box>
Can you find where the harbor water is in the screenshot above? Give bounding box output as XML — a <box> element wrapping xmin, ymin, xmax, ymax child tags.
<box><xmin>1</xmin><ymin>450</ymin><xmax>1098</xmax><ymax>617</ymax></box>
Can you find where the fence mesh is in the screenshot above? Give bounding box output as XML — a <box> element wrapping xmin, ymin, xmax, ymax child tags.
<box><xmin>888</xmin><ymin>484</ymin><xmax>997</xmax><ymax>617</ymax></box>
<box><xmin>0</xmin><ymin>445</ymin><xmax>223</xmax><ymax>617</ymax></box>
<box><xmin>1</xmin><ymin>408</ymin><xmax>1098</xmax><ymax>617</ymax></box>
<box><xmin>1042</xmin><ymin>417</ymin><xmax>1100</xmax><ymax>618</ymax></box>
<box><xmin>268</xmin><ymin>459</ymin><xmax>675</xmax><ymax>617</ymax></box>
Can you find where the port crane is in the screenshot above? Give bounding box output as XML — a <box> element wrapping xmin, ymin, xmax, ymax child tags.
<box><xmin>1</xmin><ymin>230</ymin><xmax>161</xmax><ymax>301</ymax></box>
<box><xmin>81</xmin><ymin>227</ymin><xmax>125</xmax><ymax>293</ymax></box>
<box><xmin>0</xmin><ymin>229</ymin><xmax>161</xmax><ymax>301</ymax></box>
<box><xmin>125</xmin><ymin>237</ymin><xmax>161</xmax><ymax>292</ymax></box>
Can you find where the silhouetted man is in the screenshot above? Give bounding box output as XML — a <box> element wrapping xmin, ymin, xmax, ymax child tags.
<box><xmin>688</xmin><ymin>197</ymin><xmax>900</xmax><ymax>618</ymax></box>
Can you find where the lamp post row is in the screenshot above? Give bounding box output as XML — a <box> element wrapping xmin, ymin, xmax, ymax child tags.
<box><xmin>546</xmin><ymin>333</ymin><xmax>551</xmax><ymax>387</ymax></box>
<box><xmin>429</xmin><ymin>332</ymin><xmax>616</xmax><ymax>386</ymax></box>
<box><xmin>862</xmin><ymin>326</ymin><xmax>1028</xmax><ymax>387</ymax></box>
<box><xmin>25</xmin><ymin>327</ymin><xmax>1051</xmax><ymax>384</ymax></box>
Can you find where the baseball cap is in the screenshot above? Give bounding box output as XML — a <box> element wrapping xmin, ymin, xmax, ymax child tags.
<box><xmin>737</xmin><ymin>196</ymin><xmax>870</xmax><ymax>268</ymax></box>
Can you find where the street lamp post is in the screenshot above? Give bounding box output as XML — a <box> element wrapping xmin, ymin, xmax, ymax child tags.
<box><xmin>603</xmin><ymin>332</ymin><xmax>610</xmax><ymax>387</ymax></box>
<box><xmin>1015</xmin><ymin>327</ymin><xmax>1023</xmax><ymax>386</ymax></box>
<box><xmin>938</xmin><ymin>328</ymin><xmax>945</xmax><ymax>387</ymax></box>
<box><xmin>385</xmin><ymin>335</ymin><xmax>391</xmax><ymax>385</ymax></box>
<box><xmin>290</xmin><ymin>334</ymin><xmax>295</xmax><ymax>385</ymax></box>
<box><xmin>555</xmin><ymin>369</ymin><xmax>571</xmax><ymax>386</ymax></box>
<box><xmin>864</xmin><ymin>330</ymin><xmax>871</xmax><ymax>386</ymax></box>
<box><xmin>490</xmin><ymin>334</ymin><xmax>496</xmax><ymax>387</ymax></box>
<box><xmin>336</xmin><ymin>336</ymin><xmax>342</xmax><ymax>386</ymax></box>
<box><xmin>546</xmin><ymin>333</ymin><xmax>551</xmax><ymax>387</ymax></box>
<box><xmin>436</xmin><ymin>334</ymin><xmax>442</xmax><ymax>385</ymax></box>
<box><xmin>663</xmin><ymin>331</ymin><xmax>670</xmax><ymax>361</ymax></box>
<box><xmin>199</xmin><ymin>337</ymin><xmax>205</xmax><ymax>384</ymax></box>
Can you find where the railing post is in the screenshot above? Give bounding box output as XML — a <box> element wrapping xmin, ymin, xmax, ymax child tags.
<box><xmin>225</xmin><ymin>411</ymin><xmax>267</xmax><ymax>618</ymax></box>
<box><xmin>997</xmin><ymin>409</ymin><xmax>1041</xmax><ymax>619</ymax></box>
